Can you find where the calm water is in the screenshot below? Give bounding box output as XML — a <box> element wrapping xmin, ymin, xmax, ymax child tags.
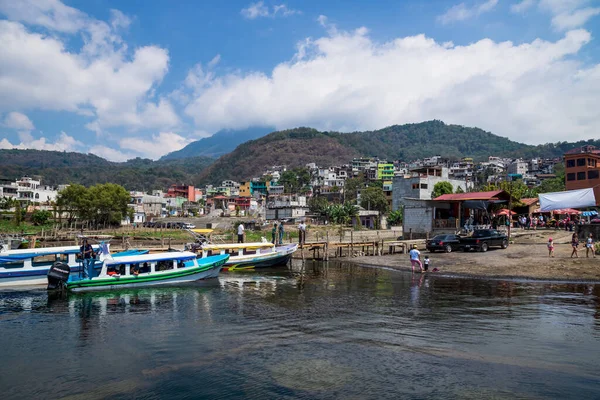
<box><xmin>1</xmin><ymin>260</ymin><xmax>600</xmax><ymax>400</ymax></box>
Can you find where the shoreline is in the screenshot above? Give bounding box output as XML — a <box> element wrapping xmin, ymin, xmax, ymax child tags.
<box><xmin>345</xmin><ymin>230</ymin><xmax>600</xmax><ymax>283</ymax></box>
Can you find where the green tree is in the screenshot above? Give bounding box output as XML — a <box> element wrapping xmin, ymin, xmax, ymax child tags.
<box><xmin>360</xmin><ymin>186</ymin><xmax>389</xmax><ymax>213</ymax></box>
<box><xmin>308</xmin><ymin>196</ymin><xmax>330</xmax><ymax>216</ymax></box>
<box><xmin>432</xmin><ymin>181</ymin><xmax>454</xmax><ymax>199</ymax></box>
<box><xmin>344</xmin><ymin>174</ymin><xmax>365</xmax><ymax>203</ymax></box>
<box><xmin>387</xmin><ymin>208</ymin><xmax>403</xmax><ymax>226</ymax></box>
<box><xmin>87</xmin><ymin>183</ymin><xmax>130</xmax><ymax>227</ymax></box>
<box><xmin>56</xmin><ymin>184</ymin><xmax>89</xmax><ymax>225</ymax></box>
<box><xmin>31</xmin><ymin>209</ymin><xmax>52</xmax><ymax>226</ymax></box>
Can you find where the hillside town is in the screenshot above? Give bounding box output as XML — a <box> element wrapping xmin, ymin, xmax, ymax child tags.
<box><xmin>2</xmin><ymin>145</ymin><xmax>599</xmax><ymax>236</ymax></box>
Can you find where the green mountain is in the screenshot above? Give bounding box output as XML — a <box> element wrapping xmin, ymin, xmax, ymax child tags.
<box><xmin>2</xmin><ymin>121</ymin><xmax>598</xmax><ymax>190</ymax></box>
<box><xmin>160</xmin><ymin>126</ymin><xmax>275</xmax><ymax>160</ymax></box>
<box><xmin>195</xmin><ymin>121</ymin><xmax>600</xmax><ymax>185</ymax></box>
<box><xmin>0</xmin><ymin>149</ymin><xmax>214</xmax><ymax>191</ymax></box>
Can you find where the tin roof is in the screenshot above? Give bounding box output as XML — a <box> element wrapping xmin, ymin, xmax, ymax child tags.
<box><xmin>433</xmin><ymin>190</ymin><xmax>507</xmax><ymax>201</ymax></box>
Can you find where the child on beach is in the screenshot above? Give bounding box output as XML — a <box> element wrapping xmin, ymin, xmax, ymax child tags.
<box><xmin>586</xmin><ymin>233</ymin><xmax>596</xmax><ymax>258</ymax></box>
<box><xmin>547</xmin><ymin>237</ymin><xmax>554</xmax><ymax>258</ymax></box>
<box><xmin>423</xmin><ymin>256</ymin><xmax>430</xmax><ymax>272</ymax></box>
<box><xmin>571</xmin><ymin>233</ymin><xmax>579</xmax><ymax>258</ymax></box>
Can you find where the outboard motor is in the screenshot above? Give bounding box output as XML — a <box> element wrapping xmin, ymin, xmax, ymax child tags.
<box><xmin>47</xmin><ymin>261</ymin><xmax>70</xmax><ymax>291</ymax></box>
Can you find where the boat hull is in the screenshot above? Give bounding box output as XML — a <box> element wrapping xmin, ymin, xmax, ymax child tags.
<box><xmin>67</xmin><ymin>255</ymin><xmax>227</xmax><ymax>293</ymax></box>
<box><xmin>222</xmin><ymin>244</ymin><xmax>298</xmax><ymax>271</ymax></box>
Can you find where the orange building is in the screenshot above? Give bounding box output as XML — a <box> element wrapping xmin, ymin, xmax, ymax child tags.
<box><xmin>564</xmin><ymin>145</ymin><xmax>600</xmax><ymax>205</ymax></box>
<box><xmin>166</xmin><ymin>184</ymin><xmax>195</xmax><ymax>202</ymax></box>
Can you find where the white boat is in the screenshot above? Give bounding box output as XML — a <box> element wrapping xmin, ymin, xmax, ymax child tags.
<box><xmin>55</xmin><ymin>249</ymin><xmax>229</xmax><ymax>293</ymax></box>
<box><xmin>195</xmin><ymin>242</ymin><xmax>298</xmax><ymax>271</ymax></box>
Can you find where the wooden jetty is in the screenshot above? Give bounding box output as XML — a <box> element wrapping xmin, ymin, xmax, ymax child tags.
<box><xmin>296</xmin><ymin>239</ymin><xmax>425</xmax><ymax>261</ymax></box>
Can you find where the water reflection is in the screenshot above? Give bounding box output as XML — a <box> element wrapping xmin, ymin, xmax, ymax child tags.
<box><xmin>0</xmin><ymin>260</ymin><xmax>599</xmax><ymax>399</ymax></box>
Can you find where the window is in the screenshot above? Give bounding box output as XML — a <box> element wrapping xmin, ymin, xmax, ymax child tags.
<box><xmin>588</xmin><ymin>159</ymin><xmax>597</xmax><ymax>168</ymax></box>
<box><xmin>566</xmin><ymin>159</ymin><xmax>575</xmax><ymax>168</ymax></box>
<box><xmin>588</xmin><ymin>170</ymin><xmax>599</xmax><ymax>180</ymax></box>
<box><xmin>577</xmin><ymin>172</ymin><xmax>586</xmax><ymax>180</ymax></box>
<box><xmin>577</xmin><ymin>158</ymin><xmax>586</xmax><ymax>166</ymax></box>
<box><xmin>412</xmin><ymin>184</ymin><xmax>419</xmax><ymax>190</ymax></box>
<box><xmin>32</xmin><ymin>254</ymin><xmax>56</xmax><ymax>266</ymax></box>
<box><xmin>420</xmin><ymin>183</ymin><xmax>428</xmax><ymax>189</ymax></box>
<box><xmin>567</xmin><ymin>173</ymin><xmax>576</xmax><ymax>181</ymax></box>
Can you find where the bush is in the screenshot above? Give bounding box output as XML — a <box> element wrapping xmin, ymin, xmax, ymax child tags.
<box><xmin>31</xmin><ymin>210</ymin><xmax>52</xmax><ymax>226</ymax></box>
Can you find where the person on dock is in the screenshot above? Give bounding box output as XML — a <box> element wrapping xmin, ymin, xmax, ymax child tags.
<box><xmin>586</xmin><ymin>233</ymin><xmax>596</xmax><ymax>258</ymax></box>
<box><xmin>278</xmin><ymin>221</ymin><xmax>285</xmax><ymax>245</ymax></box>
<box><xmin>547</xmin><ymin>237</ymin><xmax>555</xmax><ymax>258</ymax></box>
<box><xmin>80</xmin><ymin>239</ymin><xmax>95</xmax><ymax>279</ymax></box>
<box><xmin>237</xmin><ymin>222</ymin><xmax>245</xmax><ymax>243</ymax></box>
<box><xmin>271</xmin><ymin>222</ymin><xmax>278</xmax><ymax>244</ymax></box>
<box><xmin>409</xmin><ymin>244</ymin><xmax>424</xmax><ymax>273</ymax></box>
<box><xmin>298</xmin><ymin>220</ymin><xmax>306</xmax><ymax>246</ymax></box>
<box><xmin>571</xmin><ymin>232</ymin><xmax>579</xmax><ymax>258</ymax></box>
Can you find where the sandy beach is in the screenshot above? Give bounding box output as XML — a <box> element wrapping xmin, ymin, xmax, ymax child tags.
<box><xmin>350</xmin><ymin>230</ymin><xmax>600</xmax><ymax>281</ymax></box>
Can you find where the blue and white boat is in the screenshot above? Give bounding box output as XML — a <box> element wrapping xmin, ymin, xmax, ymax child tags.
<box><xmin>0</xmin><ymin>244</ymin><xmax>147</xmax><ymax>288</ymax></box>
<box><xmin>58</xmin><ymin>250</ymin><xmax>228</xmax><ymax>293</ymax></box>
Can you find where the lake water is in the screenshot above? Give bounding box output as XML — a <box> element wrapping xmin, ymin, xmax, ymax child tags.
<box><xmin>1</xmin><ymin>260</ymin><xmax>599</xmax><ymax>399</ymax></box>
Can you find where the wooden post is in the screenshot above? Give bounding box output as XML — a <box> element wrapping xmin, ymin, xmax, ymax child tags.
<box><xmin>350</xmin><ymin>230</ymin><xmax>354</xmax><ymax>257</ymax></box>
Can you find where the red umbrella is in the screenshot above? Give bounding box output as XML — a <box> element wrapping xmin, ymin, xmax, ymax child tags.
<box><xmin>497</xmin><ymin>209</ymin><xmax>517</xmax><ymax>216</ymax></box>
<box><xmin>552</xmin><ymin>208</ymin><xmax>582</xmax><ymax>215</ymax></box>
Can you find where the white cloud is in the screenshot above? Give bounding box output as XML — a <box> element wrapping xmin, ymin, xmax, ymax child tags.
<box><xmin>438</xmin><ymin>0</ymin><xmax>499</xmax><ymax>24</ymax></box>
<box><xmin>0</xmin><ymin>131</ymin><xmax>83</xmax><ymax>151</ymax></box>
<box><xmin>0</xmin><ymin>1</ymin><xmax>179</xmax><ymax>134</ymax></box>
<box><xmin>119</xmin><ymin>132</ymin><xmax>193</xmax><ymax>160</ymax></box>
<box><xmin>183</xmin><ymin>26</ymin><xmax>600</xmax><ymax>144</ymax></box>
<box><xmin>241</xmin><ymin>2</ymin><xmax>300</xmax><ymax>19</ymax></box>
<box><xmin>511</xmin><ymin>0</ymin><xmax>537</xmax><ymax>13</ymax></box>
<box><xmin>533</xmin><ymin>0</ymin><xmax>600</xmax><ymax>31</ymax></box>
<box><xmin>88</xmin><ymin>145</ymin><xmax>132</xmax><ymax>162</ymax></box>
<box><xmin>3</xmin><ymin>111</ymin><xmax>34</xmax><ymax>131</ymax></box>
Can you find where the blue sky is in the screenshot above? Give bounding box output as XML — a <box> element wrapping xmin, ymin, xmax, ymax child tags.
<box><xmin>0</xmin><ymin>0</ymin><xmax>599</xmax><ymax>161</ymax></box>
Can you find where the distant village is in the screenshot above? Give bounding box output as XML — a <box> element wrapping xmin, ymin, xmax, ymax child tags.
<box><xmin>1</xmin><ymin>144</ymin><xmax>599</xmax><ymax>235</ymax></box>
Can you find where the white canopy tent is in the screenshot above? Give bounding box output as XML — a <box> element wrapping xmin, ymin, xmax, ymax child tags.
<box><xmin>539</xmin><ymin>188</ymin><xmax>596</xmax><ymax>212</ymax></box>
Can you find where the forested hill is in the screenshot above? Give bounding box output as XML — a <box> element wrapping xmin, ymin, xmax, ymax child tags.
<box><xmin>0</xmin><ymin>149</ymin><xmax>214</xmax><ymax>191</ymax></box>
<box><xmin>195</xmin><ymin>121</ymin><xmax>600</xmax><ymax>185</ymax></box>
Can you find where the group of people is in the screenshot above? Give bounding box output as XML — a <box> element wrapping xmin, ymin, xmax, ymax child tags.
<box><xmin>518</xmin><ymin>215</ymin><xmax>545</xmax><ymax>230</ymax></box>
<box><xmin>271</xmin><ymin>221</ymin><xmax>286</xmax><ymax>245</ymax></box>
<box><xmin>548</xmin><ymin>233</ymin><xmax>596</xmax><ymax>258</ymax></box>
<box><xmin>408</xmin><ymin>244</ymin><xmax>431</xmax><ymax>273</ymax></box>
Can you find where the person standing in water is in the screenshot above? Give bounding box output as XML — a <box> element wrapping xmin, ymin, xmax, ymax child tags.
<box><xmin>586</xmin><ymin>233</ymin><xmax>596</xmax><ymax>258</ymax></box>
<box><xmin>409</xmin><ymin>244</ymin><xmax>424</xmax><ymax>273</ymax></box>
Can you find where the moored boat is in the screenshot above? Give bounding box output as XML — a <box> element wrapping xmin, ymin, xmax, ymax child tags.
<box><xmin>194</xmin><ymin>242</ymin><xmax>298</xmax><ymax>271</ymax></box>
<box><xmin>0</xmin><ymin>244</ymin><xmax>148</xmax><ymax>288</ymax></box>
<box><xmin>54</xmin><ymin>251</ymin><xmax>229</xmax><ymax>293</ymax></box>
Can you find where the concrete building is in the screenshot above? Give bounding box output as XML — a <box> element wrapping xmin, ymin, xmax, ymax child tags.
<box><xmin>266</xmin><ymin>194</ymin><xmax>309</xmax><ymax>220</ymax></box>
<box><xmin>391</xmin><ymin>167</ymin><xmax>470</xmax><ymax>211</ymax></box>
<box><xmin>507</xmin><ymin>159</ymin><xmax>529</xmax><ymax>176</ymax></box>
<box><xmin>12</xmin><ymin>177</ymin><xmax>58</xmax><ymax>204</ymax></box>
<box><xmin>564</xmin><ymin>145</ymin><xmax>600</xmax><ymax>205</ymax></box>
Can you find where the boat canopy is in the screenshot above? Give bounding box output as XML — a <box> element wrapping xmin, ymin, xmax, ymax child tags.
<box><xmin>539</xmin><ymin>188</ymin><xmax>596</xmax><ymax>212</ymax></box>
<box><xmin>103</xmin><ymin>251</ymin><xmax>198</xmax><ymax>265</ymax></box>
<box><xmin>201</xmin><ymin>242</ymin><xmax>274</xmax><ymax>251</ymax></box>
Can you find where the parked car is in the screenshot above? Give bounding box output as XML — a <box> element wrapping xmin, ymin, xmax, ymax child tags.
<box><xmin>460</xmin><ymin>229</ymin><xmax>508</xmax><ymax>252</ymax></box>
<box><xmin>426</xmin><ymin>234</ymin><xmax>462</xmax><ymax>253</ymax></box>
<box><xmin>182</xmin><ymin>223</ymin><xmax>196</xmax><ymax>229</ymax></box>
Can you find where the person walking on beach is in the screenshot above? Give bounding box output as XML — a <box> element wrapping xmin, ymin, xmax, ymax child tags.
<box><xmin>409</xmin><ymin>244</ymin><xmax>424</xmax><ymax>273</ymax></box>
<box><xmin>423</xmin><ymin>255</ymin><xmax>430</xmax><ymax>272</ymax></box>
<box><xmin>237</xmin><ymin>222</ymin><xmax>245</xmax><ymax>243</ymax></box>
<box><xmin>548</xmin><ymin>237</ymin><xmax>555</xmax><ymax>258</ymax></box>
<box><xmin>278</xmin><ymin>221</ymin><xmax>285</xmax><ymax>245</ymax></box>
<box><xmin>271</xmin><ymin>222</ymin><xmax>278</xmax><ymax>244</ymax></box>
<box><xmin>586</xmin><ymin>233</ymin><xmax>596</xmax><ymax>258</ymax></box>
<box><xmin>571</xmin><ymin>232</ymin><xmax>579</xmax><ymax>258</ymax></box>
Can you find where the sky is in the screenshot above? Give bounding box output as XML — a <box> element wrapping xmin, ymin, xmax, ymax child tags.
<box><xmin>0</xmin><ymin>0</ymin><xmax>599</xmax><ymax>162</ymax></box>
